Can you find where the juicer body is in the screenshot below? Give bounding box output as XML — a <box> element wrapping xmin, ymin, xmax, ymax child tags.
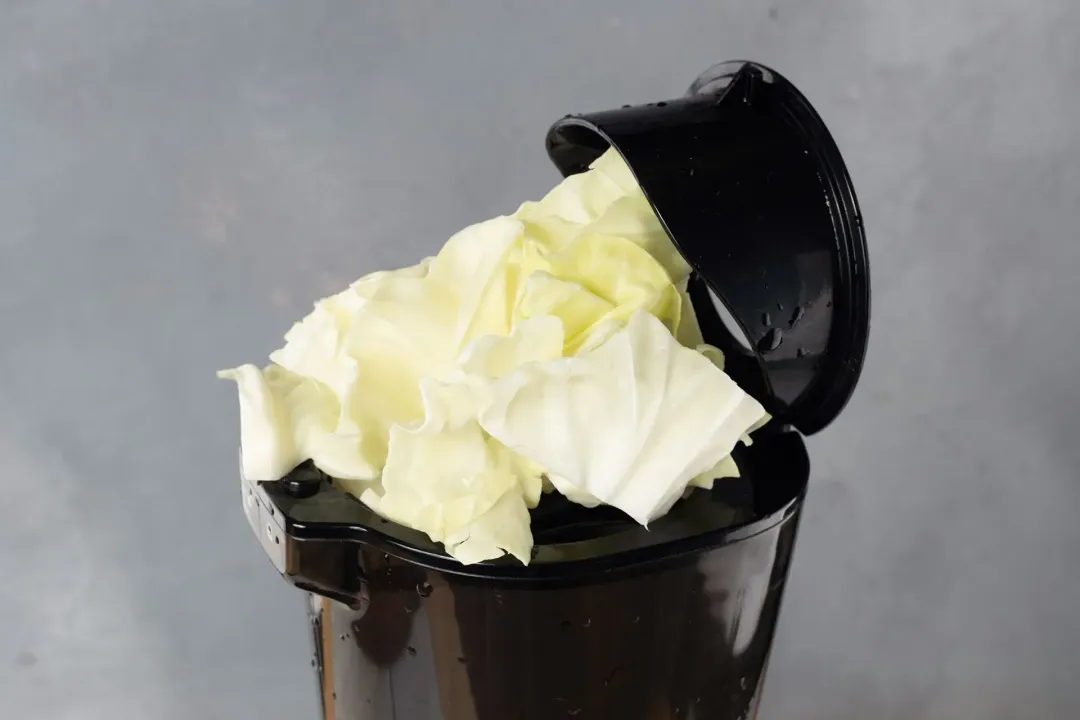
<box><xmin>247</xmin><ymin>429</ymin><xmax>810</xmax><ymax>720</ymax></box>
<box><xmin>308</xmin><ymin>504</ymin><xmax>801</xmax><ymax>720</ymax></box>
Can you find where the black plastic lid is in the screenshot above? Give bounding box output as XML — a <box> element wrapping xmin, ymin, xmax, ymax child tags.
<box><xmin>545</xmin><ymin>61</ymin><xmax>870</xmax><ymax>435</ymax></box>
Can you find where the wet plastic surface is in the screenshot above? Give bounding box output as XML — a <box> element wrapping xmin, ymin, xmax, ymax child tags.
<box><xmin>253</xmin><ymin>429</ymin><xmax>807</xmax><ymax>589</ymax></box>
<box><xmin>546</xmin><ymin>62</ymin><xmax>869</xmax><ymax>435</ymax></box>
<box><xmin>308</xmin><ymin>528</ymin><xmax>797</xmax><ymax>720</ymax></box>
<box><xmin>296</xmin><ymin>432</ymin><xmax>807</xmax><ymax>720</ymax></box>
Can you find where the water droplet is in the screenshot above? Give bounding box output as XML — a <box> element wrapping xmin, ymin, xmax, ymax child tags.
<box><xmin>339</xmin><ymin>634</ymin><xmax>346</xmax><ymax>641</ymax></box>
<box><xmin>757</xmin><ymin>328</ymin><xmax>783</xmax><ymax>353</ymax></box>
<box><xmin>632</xmin><ymin>615</ymin><xmax>640</xmax><ymax>624</ymax></box>
<box><xmin>740</xmin><ymin>676</ymin><xmax>748</xmax><ymax>690</ymax></box>
<box><xmin>826</xmin><ymin>300</ymin><xmax>833</xmax><ymax>308</ymax></box>
<box><xmin>416</xmin><ymin>581</ymin><xmax>433</xmax><ymax>598</ymax></box>
<box><xmin>621</xmin><ymin>104</ymin><xmax>631</xmax><ymax>108</ymax></box>
<box><xmin>310</xmin><ymin>659</ymin><xmax>316</xmax><ymax>667</ymax></box>
<box><xmin>797</xmin><ymin>348</ymin><xmax>809</xmax><ymax>358</ymax></box>
<box><xmin>761</xmin><ymin>311</ymin><xmax>771</xmax><ymax>326</ymax></box>
<box><xmin>332</xmin><ymin>692</ymin><xmax>337</xmax><ymax>700</ymax></box>
<box><xmin>790</xmin><ymin>306</ymin><xmax>805</xmax><ymax>327</ymax></box>
<box><xmin>656</xmin><ymin>101</ymin><xmax>667</xmax><ymax>107</ymax></box>
<box><xmin>407</xmin><ymin>646</ymin><xmax>417</xmax><ymax>657</ymax></box>
<box><xmin>776</xmin><ymin>302</ymin><xmax>783</xmax><ymax>311</ymax></box>
<box><xmin>568</xmin><ymin>709</ymin><xmax>582</xmax><ymax>716</ymax></box>
<box><xmin>583</xmin><ymin>618</ymin><xmax>592</xmax><ymax>628</ymax></box>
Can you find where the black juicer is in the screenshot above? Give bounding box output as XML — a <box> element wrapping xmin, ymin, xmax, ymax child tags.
<box><xmin>240</xmin><ymin>61</ymin><xmax>870</xmax><ymax>720</ymax></box>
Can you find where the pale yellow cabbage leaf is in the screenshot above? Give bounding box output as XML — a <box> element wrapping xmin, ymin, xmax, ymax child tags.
<box><xmin>479</xmin><ymin>310</ymin><xmax>768</xmax><ymax>526</ymax></box>
<box><xmin>357</xmin><ymin>317</ymin><xmax>563</xmax><ymax>564</ymax></box>
<box><xmin>216</xmin><ymin>364</ymin><xmax>378</xmax><ymax>484</ymax></box>
<box><xmin>220</xmin><ymin>147</ymin><xmax>766</xmax><ymax>565</ymax></box>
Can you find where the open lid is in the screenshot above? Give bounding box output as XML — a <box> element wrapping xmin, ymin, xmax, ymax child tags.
<box><xmin>545</xmin><ymin>61</ymin><xmax>870</xmax><ymax>435</ymax></box>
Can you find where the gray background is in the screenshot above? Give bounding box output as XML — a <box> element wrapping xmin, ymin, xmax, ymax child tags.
<box><xmin>2</xmin><ymin>1</ymin><xmax>1078</xmax><ymax>718</ymax></box>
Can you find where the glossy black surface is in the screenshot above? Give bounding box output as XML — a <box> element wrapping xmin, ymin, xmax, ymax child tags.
<box><xmin>246</xmin><ymin>432</ymin><xmax>808</xmax><ymax>719</ymax></box>
<box><xmin>546</xmin><ymin>61</ymin><xmax>870</xmax><ymax>436</ymax></box>
<box><xmin>295</xmin><ymin>431</ymin><xmax>806</xmax><ymax>719</ymax></box>
<box><xmin>308</xmin><ymin>517</ymin><xmax>799</xmax><ymax>720</ymax></box>
<box><xmin>258</xmin><ymin>431</ymin><xmax>806</xmax><ymax>589</ymax></box>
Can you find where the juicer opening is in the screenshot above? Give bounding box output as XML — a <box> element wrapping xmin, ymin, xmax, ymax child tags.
<box><xmin>529</xmin><ymin>495</ymin><xmax>635</xmax><ymax>545</ymax></box>
<box><xmin>263</xmin><ymin>428</ymin><xmax>807</xmax><ymax>581</ymax></box>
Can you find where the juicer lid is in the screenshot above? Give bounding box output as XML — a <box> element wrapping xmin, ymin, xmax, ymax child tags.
<box><xmin>545</xmin><ymin>61</ymin><xmax>870</xmax><ymax>435</ymax></box>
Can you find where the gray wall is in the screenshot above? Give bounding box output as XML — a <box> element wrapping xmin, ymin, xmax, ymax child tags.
<box><xmin>3</xmin><ymin>1</ymin><xmax>1079</xmax><ymax>718</ymax></box>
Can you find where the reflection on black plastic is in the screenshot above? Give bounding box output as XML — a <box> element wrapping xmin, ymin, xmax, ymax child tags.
<box><xmin>545</xmin><ymin>61</ymin><xmax>870</xmax><ymax>436</ymax></box>
<box><xmin>263</xmin><ymin>431</ymin><xmax>807</xmax><ymax>588</ymax></box>
<box><xmin>310</xmin><ymin>508</ymin><xmax>800</xmax><ymax>720</ymax></box>
<box><xmin>266</xmin><ymin>429</ymin><xmax>809</xmax><ymax>720</ymax></box>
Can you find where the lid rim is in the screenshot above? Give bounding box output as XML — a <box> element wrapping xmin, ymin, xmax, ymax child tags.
<box><xmin>761</xmin><ymin>65</ymin><xmax>870</xmax><ymax>434</ymax></box>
